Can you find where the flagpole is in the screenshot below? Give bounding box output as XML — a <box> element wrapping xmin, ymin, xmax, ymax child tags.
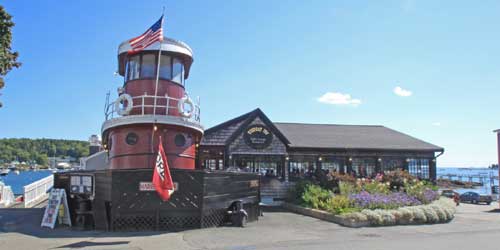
<box><xmin>153</xmin><ymin>8</ymin><xmax>165</xmax><ymax>117</ymax></box>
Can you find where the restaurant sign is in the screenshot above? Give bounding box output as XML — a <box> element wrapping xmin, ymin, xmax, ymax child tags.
<box><xmin>244</xmin><ymin>125</ymin><xmax>273</xmax><ymax>149</ymax></box>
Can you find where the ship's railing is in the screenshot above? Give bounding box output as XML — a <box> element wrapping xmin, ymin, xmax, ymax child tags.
<box><xmin>23</xmin><ymin>175</ymin><xmax>54</xmax><ymax>208</ymax></box>
<box><xmin>104</xmin><ymin>94</ymin><xmax>201</xmax><ymax>123</ymax></box>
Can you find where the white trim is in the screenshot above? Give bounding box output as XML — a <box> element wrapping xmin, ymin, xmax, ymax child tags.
<box><xmin>118</xmin><ymin>37</ymin><xmax>193</xmax><ymax>58</ymax></box>
<box><xmin>102</xmin><ymin>114</ymin><xmax>204</xmax><ymax>134</ymax></box>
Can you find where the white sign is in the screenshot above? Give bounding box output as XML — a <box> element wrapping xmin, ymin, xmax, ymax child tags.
<box><xmin>139</xmin><ymin>182</ymin><xmax>179</xmax><ymax>191</ymax></box>
<box><xmin>139</xmin><ymin>182</ymin><xmax>155</xmax><ymax>191</ymax></box>
<box><xmin>41</xmin><ymin>189</ymin><xmax>72</xmax><ymax>229</ymax></box>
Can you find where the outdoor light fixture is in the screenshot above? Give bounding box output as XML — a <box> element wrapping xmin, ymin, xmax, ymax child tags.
<box><xmin>153</xmin><ymin>125</ymin><xmax>158</xmax><ymax>131</ymax></box>
<box><xmin>195</xmin><ymin>143</ymin><xmax>199</xmax><ymax>148</ymax></box>
<box><xmin>318</xmin><ymin>157</ymin><xmax>323</xmax><ymax>161</ymax></box>
<box><xmin>285</xmin><ymin>156</ymin><xmax>290</xmax><ymax>161</ymax></box>
<box><xmin>406</xmin><ymin>158</ymin><xmax>410</xmax><ymax>162</ymax></box>
<box><xmin>229</xmin><ymin>155</ymin><xmax>232</xmax><ymax>160</ymax></box>
<box><xmin>349</xmin><ymin>157</ymin><xmax>353</xmax><ymax>162</ymax></box>
<box><xmin>378</xmin><ymin>158</ymin><xmax>382</xmax><ymax>162</ymax></box>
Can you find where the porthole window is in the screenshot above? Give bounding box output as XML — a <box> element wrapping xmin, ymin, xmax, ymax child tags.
<box><xmin>125</xmin><ymin>132</ymin><xmax>139</xmax><ymax>145</ymax></box>
<box><xmin>174</xmin><ymin>134</ymin><xmax>186</xmax><ymax>147</ymax></box>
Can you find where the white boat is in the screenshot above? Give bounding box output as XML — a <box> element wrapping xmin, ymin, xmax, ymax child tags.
<box><xmin>0</xmin><ymin>169</ymin><xmax>10</xmax><ymax>176</ymax></box>
<box><xmin>14</xmin><ymin>170</ymin><xmax>20</xmax><ymax>175</ymax></box>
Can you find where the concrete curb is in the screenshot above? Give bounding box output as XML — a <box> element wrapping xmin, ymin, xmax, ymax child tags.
<box><xmin>282</xmin><ymin>203</ymin><xmax>370</xmax><ymax>228</ymax></box>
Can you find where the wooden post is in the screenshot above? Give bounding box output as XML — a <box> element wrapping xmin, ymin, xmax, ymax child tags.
<box><xmin>429</xmin><ymin>158</ymin><xmax>436</xmax><ymax>181</ymax></box>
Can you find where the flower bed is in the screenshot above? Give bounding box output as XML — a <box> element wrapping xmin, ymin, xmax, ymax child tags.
<box><xmin>339</xmin><ymin>198</ymin><xmax>456</xmax><ymax>226</ymax></box>
<box><xmin>285</xmin><ymin>170</ymin><xmax>456</xmax><ymax>226</ymax></box>
<box><xmin>283</xmin><ymin>197</ymin><xmax>456</xmax><ymax>227</ymax></box>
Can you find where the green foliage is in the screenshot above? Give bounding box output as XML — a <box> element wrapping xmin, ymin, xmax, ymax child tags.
<box><xmin>326</xmin><ymin>195</ymin><xmax>359</xmax><ymax>215</ymax></box>
<box><xmin>0</xmin><ymin>5</ymin><xmax>21</xmax><ymax>88</ymax></box>
<box><xmin>0</xmin><ymin>138</ymin><xmax>89</xmax><ymax>165</ymax></box>
<box><xmin>301</xmin><ymin>184</ymin><xmax>332</xmax><ymax>210</ymax></box>
<box><xmin>338</xmin><ymin>182</ymin><xmax>358</xmax><ymax>196</ymax></box>
<box><xmin>361</xmin><ymin>180</ymin><xmax>390</xmax><ymax>194</ymax></box>
<box><xmin>287</xmin><ymin>180</ymin><xmax>313</xmax><ymax>203</ymax></box>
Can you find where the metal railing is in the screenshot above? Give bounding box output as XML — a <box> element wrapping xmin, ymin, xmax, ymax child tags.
<box><xmin>104</xmin><ymin>94</ymin><xmax>201</xmax><ymax>123</ymax></box>
<box><xmin>23</xmin><ymin>175</ymin><xmax>54</xmax><ymax>208</ymax></box>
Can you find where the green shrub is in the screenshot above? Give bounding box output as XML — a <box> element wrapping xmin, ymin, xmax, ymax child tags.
<box><xmin>325</xmin><ymin>195</ymin><xmax>358</xmax><ymax>214</ymax></box>
<box><xmin>338</xmin><ymin>182</ymin><xmax>358</xmax><ymax>196</ymax></box>
<box><xmin>287</xmin><ymin>180</ymin><xmax>313</xmax><ymax>203</ymax></box>
<box><xmin>301</xmin><ymin>184</ymin><xmax>332</xmax><ymax>210</ymax></box>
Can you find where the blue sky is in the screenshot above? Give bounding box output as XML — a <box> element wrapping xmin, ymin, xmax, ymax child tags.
<box><xmin>1</xmin><ymin>1</ymin><xmax>499</xmax><ymax>167</ymax></box>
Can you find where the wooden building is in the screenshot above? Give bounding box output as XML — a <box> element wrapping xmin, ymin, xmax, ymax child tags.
<box><xmin>198</xmin><ymin>108</ymin><xmax>444</xmax><ymax>183</ymax></box>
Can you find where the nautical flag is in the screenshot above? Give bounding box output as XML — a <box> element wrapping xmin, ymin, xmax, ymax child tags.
<box><xmin>128</xmin><ymin>16</ymin><xmax>164</xmax><ymax>54</ymax></box>
<box><xmin>152</xmin><ymin>136</ymin><xmax>175</xmax><ymax>201</ymax></box>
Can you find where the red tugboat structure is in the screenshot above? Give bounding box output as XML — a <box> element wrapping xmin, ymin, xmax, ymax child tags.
<box><xmin>54</xmin><ymin>23</ymin><xmax>260</xmax><ymax>231</ymax></box>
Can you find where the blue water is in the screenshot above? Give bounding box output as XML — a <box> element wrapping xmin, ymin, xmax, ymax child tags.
<box><xmin>0</xmin><ymin>170</ymin><xmax>53</xmax><ymax>195</ymax></box>
<box><xmin>437</xmin><ymin>167</ymin><xmax>499</xmax><ymax>195</ymax></box>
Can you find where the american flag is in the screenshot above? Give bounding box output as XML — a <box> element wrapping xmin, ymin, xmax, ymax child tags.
<box><xmin>128</xmin><ymin>16</ymin><xmax>164</xmax><ymax>54</ymax></box>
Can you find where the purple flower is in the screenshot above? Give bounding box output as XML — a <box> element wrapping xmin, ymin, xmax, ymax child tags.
<box><xmin>349</xmin><ymin>191</ymin><xmax>422</xmax><ymax>209</ymax></box>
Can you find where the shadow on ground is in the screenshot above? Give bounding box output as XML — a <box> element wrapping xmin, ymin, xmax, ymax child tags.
<box><xmin>0</xmin><ymin>208</ymin><xmax>173</xmax><ymax>238</ymax></box>
<box><xmin>52</xmin><ymin>240</ymin><xmax>130</xmax><ymax>249</ymax></box>
<box><xmin>486</xmin><ymin>208</ymin><xmax>500</xmax><ymax>213</ymax></box>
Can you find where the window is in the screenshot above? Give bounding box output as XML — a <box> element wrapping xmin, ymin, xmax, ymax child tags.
<box><xmin>174</xmin><ymin>134</ymin><xmax>186</xmax><ymax>147</ymax></box>
<box><xmin>172</xmin><ymin>58</ymin><xmax>183</xmax><ymax>84</ymax></box>
<box><xmin>125</xmin><ymin>132</ymin><xmax>138</xmax><ymax>145</ymax></box>
<box><xmin>140</xmin><ymin>54</ymin><xmax>156</xmax><ymax>78</ymax></box>
<box><xmin>159</xmin><ymin>55</ymin><xmax>172</xmax><ymax>79</ymax></box>
<box><xmin>382</xmin><ymin>158</ymin><xmax>404</xmax><ymax>172</ymax></box>
<box><xmin>321</xmin><ymin>159</ymin><xmax>345</xmax><ymax>173</ymax></box>
<box><xmin>205</xmin><ymin>159</ymin><xmax>217</xmax><ymax>170</ymax></box>
<box><xmin>125</xmin><ymin>54</ymin><xmax>185</xmax><ymax>85</ymax></box>
<box><xmin>351</xmin><ymin>158</ymin><xmax>376</xmax><ymax>178</ymax></box>
<box><xmin>126</xmin><ymin>55</ymin><xmax>140</xmax><ymax>81</ymax></box>
<box><xmin>408</xmin><ymin>158</ymin><xmax>430</xmax><ymax>179</ymax></box>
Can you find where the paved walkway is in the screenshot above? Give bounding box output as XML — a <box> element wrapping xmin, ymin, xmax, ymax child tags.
<box><xmin>1</xmin><ymin>202</ymin><xmax>499</xmax><ymax>250</ymax></box>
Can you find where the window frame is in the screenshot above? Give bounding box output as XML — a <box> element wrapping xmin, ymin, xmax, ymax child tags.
<box><xmin>124</xmin><ymin>52</ymin><xmax>185</xmax><ymax>87</ymax></box>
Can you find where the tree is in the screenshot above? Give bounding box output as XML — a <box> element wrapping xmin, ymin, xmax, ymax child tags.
<box><xmin>0</xmin><ymin>5</ymin><xmax>21</xmax><ymax>108</ymax></box>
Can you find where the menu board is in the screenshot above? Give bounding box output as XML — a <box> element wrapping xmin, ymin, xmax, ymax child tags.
<box><xmin>41</xmin><ymin>189</ymin><xmax>71</xmax><ymax>229</ymax></box>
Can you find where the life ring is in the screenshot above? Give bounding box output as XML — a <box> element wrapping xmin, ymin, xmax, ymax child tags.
<box><xmin>177</xmin><ymin>96</ymin><xmax>194</xmax><ymax>118</ymax></box>
<box><xmin>115</xmin><ymin>94</ymin><xmax>133</xmax><ymax>116</ymax></box>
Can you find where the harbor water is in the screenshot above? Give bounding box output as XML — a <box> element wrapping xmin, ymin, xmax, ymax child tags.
<box><xmin>438</xmin><ymin>167</ymin><xmax>499</xmax><ymax>195</ymax></box>
<box><xmin>0</xmin><ymin>170</ymin><xmax>53</xmax><ymax>195</ymax></box>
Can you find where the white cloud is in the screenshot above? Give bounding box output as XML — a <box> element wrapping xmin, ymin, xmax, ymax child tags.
<box><xmin>432</xmin><ymin>122</ymin><xmax>441</xmax><ymax>126</ymax></box>
<box><xmin>393</xmin><ymin>86</ymin><xmax>412</xmax><ymax>97</ymax></box>
<box><xmin>317</xmin><ymin>92</ymin><xmax>362</xmax><ymax>106</ymax></box>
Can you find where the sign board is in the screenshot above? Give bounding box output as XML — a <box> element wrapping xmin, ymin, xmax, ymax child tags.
<box><xmin>41</xmin><ymin>189</ymin><xmax>71</xmax><ymax>229</ymax></box>
<box><xmin>244</xmin><ymin>125</ymin><xmax>273</xmax><ymax>149</ymax></box>
<box><xmin>139</xmin><ymin>181</ymin><xmax>179</xmax><ymax>191</ymax></box>
<box><xmin>70</xmin><ymin>175</ymin><xmax>94</xmax><ymax>195</ymax></box>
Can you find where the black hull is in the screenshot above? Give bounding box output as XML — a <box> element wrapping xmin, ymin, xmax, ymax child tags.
<box><xmin>54</xmin><ymin>169</ymin><xmax>260</xmax><ymax>231</ymax></box>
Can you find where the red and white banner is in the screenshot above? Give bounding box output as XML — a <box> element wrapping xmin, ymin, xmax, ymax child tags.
<box><xmin>152</xmin><ymin>136</ymin><xmax>175</xmax><ymax>201</ymax></box>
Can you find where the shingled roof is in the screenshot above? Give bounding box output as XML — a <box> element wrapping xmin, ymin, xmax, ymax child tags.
<box><xmin>274</xmin><ymin>123</ymin><xmax>443</xmax><ymax>152</ymax></box>
<box><xmin>201</xmin><ymin>109</ymin><xmax>289</xmax><ymax>146</ymax></box>
<box><xmin>201</xmin><ymin>109</ymin><xmax>443</xmax><ymax>152</ymax></box>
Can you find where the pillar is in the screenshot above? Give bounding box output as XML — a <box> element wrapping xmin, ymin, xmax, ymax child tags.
<box><xmin>284</xmin><ymin>156</ymin><xmax>289</xmax><ymax>182</ymax></box>
<box><xmin>429</xmin><ymin>158</ymin><xmax>437</xmax><ymax>181</ymax></box>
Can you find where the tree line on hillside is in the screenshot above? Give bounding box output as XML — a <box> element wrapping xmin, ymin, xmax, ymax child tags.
<box><xmin>0</xmin><ymin>138</ymin><xmax>89</xmax><ymax>165</ymax></box>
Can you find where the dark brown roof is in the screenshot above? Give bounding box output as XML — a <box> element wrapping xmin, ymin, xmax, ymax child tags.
<box><xmin>201</xmin><ymin>109</ymin><xmax>443</xmax><ymax>152</ymax></box>
<box><xmin>201</xmin><ymin>108</ymin><xmax>290</xmax><ymax>146</ymax></box>
<box><xmin>274</xmin><ymin>123</ymin><xmax>443</xmax><ymax>152</ymax></box>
